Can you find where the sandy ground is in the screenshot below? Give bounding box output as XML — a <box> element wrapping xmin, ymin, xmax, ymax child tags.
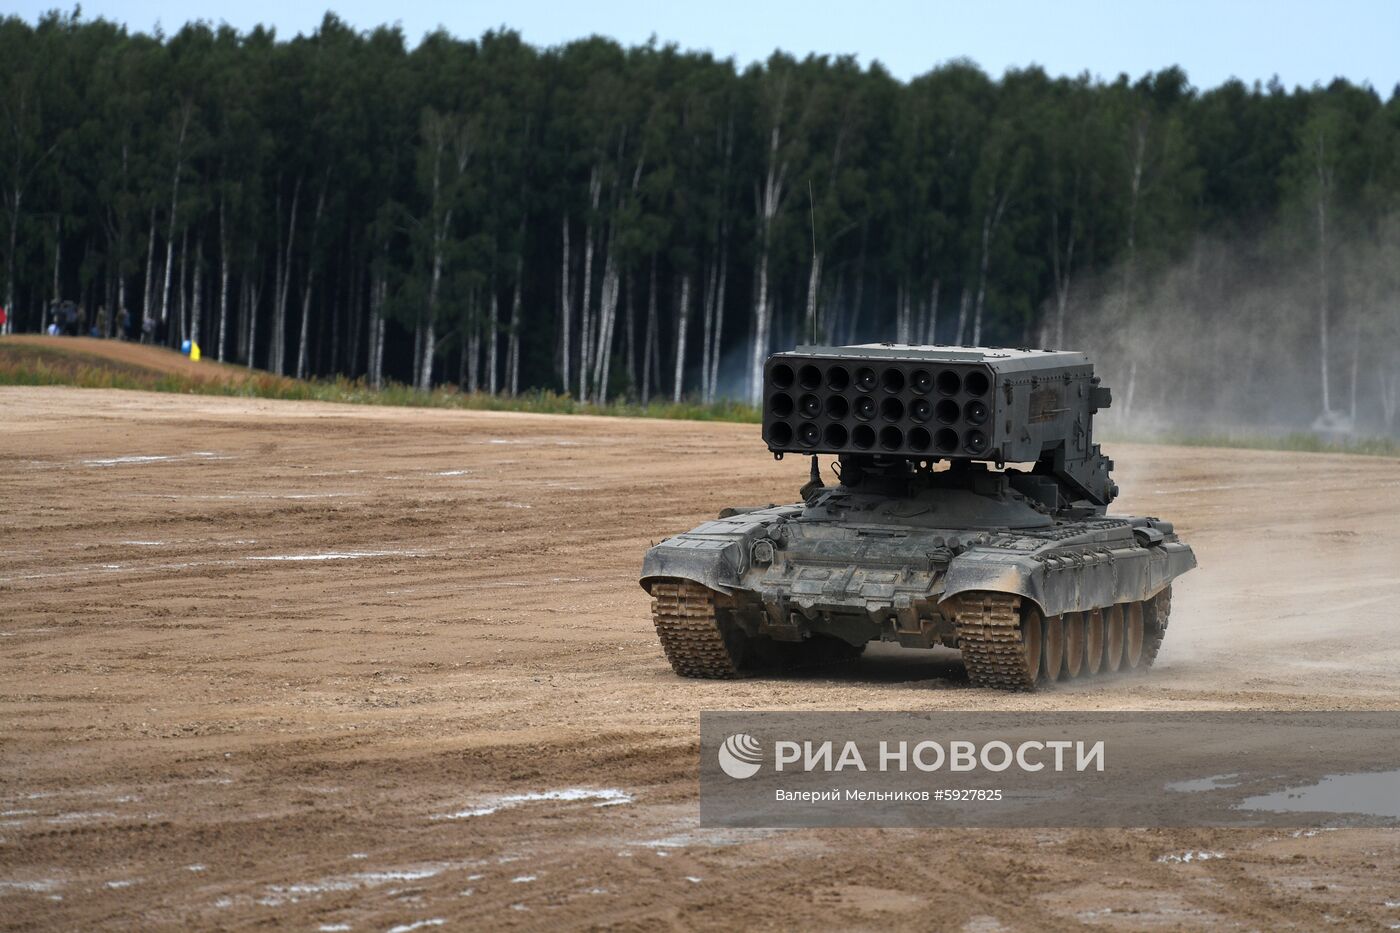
<box><xmin>2</xmin><ymin>386</ymin><xmax>1400</xmax><ymax>932</ymax></box>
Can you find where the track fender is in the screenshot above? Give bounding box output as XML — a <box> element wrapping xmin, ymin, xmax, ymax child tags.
<box><xmin>938</xmin><ymin>541</ymin><xmax>1196</xmax><ymax>618</ymax></box>
<box><xmin>640</xmin><ymin>537</ymin><xmax>748</xmax><ymax>595</ymax></box>
<box><xmin>938</xmin><ymin>550</ymin><xmax>1050</xmax><ymax>616</ymax></box>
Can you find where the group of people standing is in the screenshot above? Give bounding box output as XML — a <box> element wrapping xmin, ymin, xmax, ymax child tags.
<box><xmin>41</xmin><ymin>302</ymin><xmax>157</xmax><ymax>343</ymax></box>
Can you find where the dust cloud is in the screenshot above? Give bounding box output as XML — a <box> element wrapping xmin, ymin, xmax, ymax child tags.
<box><xmin>1065</xmin><ymin>214</ymin><xmax>1400</xmax><ymax>441</ymax></box>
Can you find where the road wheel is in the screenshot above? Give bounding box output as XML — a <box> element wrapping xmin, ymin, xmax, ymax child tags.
<box><xmin>1124</xmin><ymin>601</ymin><xmax>1145</xmax><ymax>670</ymax></box>
<box><xmin>1103</xmin><ymin>604</ymin><xmax>1124</xmax><ymax>673</ymax></box>
<box><xmin>1021</xmin><ymin>605</ymin><xmax>1044</xmax><ymax>683</ymax></box>
<box><xmin>1063</xmin><ymin>612</ymin><xmax>1085</xmax><ymax>679</ymax></box>
<box><xmin>1084</xmin><ymin>608</ymin><xmax>1104</xmax><ymax>676</ymax></box>
<box><xmin>1041</xmin><ymin>614</ymin><xmax>1064</xmax><ymax>683</ymax></box>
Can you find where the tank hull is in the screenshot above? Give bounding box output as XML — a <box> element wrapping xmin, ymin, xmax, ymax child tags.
<box><xmin>640</xmin><ymin>499</ymin><xmax>1194</xmax><ymax>688</ymax></box>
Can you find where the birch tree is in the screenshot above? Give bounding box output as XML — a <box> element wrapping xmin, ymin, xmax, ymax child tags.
<box><xmin>415</xmin><ymin>107</ymin><xmax>473</xmax><ymax>390</ymax></box>
<box><xmin>748</xmin><ymin>59</ymin><xmax>798</xmax><ymax>405</ymax></box>
<box><xmin>1287</xmin><ymin>95</ymin><xmax>1364</xmax><ymax>417</ymax></box>
<box><xmin>7</xmin><ymin>16</ymin><xmax>1400</xmax><ymax>437</ymax></box>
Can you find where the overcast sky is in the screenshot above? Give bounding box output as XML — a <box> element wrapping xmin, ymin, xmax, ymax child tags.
<box><xmin>15</xmin><ymin>0</ymin><xmax>1400</xmax><ymax>93</ymax></box>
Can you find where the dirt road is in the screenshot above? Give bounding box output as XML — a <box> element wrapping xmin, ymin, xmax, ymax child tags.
<box><xmin>3</xmin><ymin>387</ymin><xmax>1399</xmax><ymax>931</ymax></box>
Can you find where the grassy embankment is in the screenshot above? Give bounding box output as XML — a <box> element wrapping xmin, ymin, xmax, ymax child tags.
<box><xmin>2</xmin><ymin>335</ymin><xmax>1395</xmax><ymax>455</ymax></box>
<box><xmin>0</xmin><ymin>336</ymin><xmax>759</xmax><ymax>423</ymax></box>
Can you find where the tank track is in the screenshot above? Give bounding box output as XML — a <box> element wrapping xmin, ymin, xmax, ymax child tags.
<box><xmin>954</xmin><ymin>589</ymin><xmax>1176</xmax><ymax>690</ymax></box>
<box><xmin>650</xmin><ymin>579</ymin><xmax>743</xmax><ymax>678</ymax></box>
<box><xmin>650</xmin><ymin>579</ymin><xmax>866</xmax><ymax>677</ymax></box>
<box><xmin>651</xmin><ymin>580</ymin><xmax>1175</xmax><ymax>689</ymax></box>
<box><xmin>1141</xmin><ymin>585</ymin><xmax>1172</xmax><ymax>668</ymax></box>
<box><xmin>953</xmin><ymin>592</ymin><xmax>1037</xmax><ymax>691</ymax></box>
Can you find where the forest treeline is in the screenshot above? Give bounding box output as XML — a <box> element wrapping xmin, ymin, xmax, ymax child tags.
<box><xmin>2</xmin><ymin>12</ymin><xmax>1398</xmax><ymax>430</ymax></box>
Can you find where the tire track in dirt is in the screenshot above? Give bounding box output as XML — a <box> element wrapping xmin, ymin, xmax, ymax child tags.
<box><xmin>3</xmin><ymin>386</ymin><xmax>1400</xmax><ymax>930</ymax></box>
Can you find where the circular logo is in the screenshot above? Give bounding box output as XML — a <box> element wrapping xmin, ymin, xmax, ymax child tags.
<box><xmin>718</xmin><ymin>733</ymin><xmax>763</xmax><ymax>779</ymax></box>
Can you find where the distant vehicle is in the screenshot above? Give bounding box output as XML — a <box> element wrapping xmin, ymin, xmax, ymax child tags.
<box><xmin>641</xmin><ymin>345</ymin><xmax>1196</xmax><ymax>690</ymax></box>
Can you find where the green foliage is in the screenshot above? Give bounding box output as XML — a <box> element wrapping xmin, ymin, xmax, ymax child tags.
<box><xmin>0</xmin><ymin>13</ymin><xmax>1397</xmax><ymax>434</ymax></box>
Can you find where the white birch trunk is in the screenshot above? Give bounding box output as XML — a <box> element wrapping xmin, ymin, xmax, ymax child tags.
<box><xmin>955</xmin><ymin>285</ymin><xmax>970</xmax><ymax>345</ymax></box>
<box><xmin>295</xmin><ymin>270</ymin><xmax>314</xmax><ymax>380</ymax></box>
<box><xmin>160</xmin><ymin>110</ymin><xmax>189</xmax><ymax>328</ymax></box>
<box><xmin>422</xmin><ymin>320</ymin><xmax>435</xmax><ymax>389</ymax></box>
<box><xmin>750</xmin><ymin>119</ymin><xmax>788</xmax><ymax>406</ymax></box>
<box><xmin>466</xmin><ymin>292</ymin><xmax>480</xmax><ymax>393</ymax></box>
<box><xmin>295</xmin><ymin>186</ymin><xmax>327</xmax><ymax>381</ymax></box>
<box><xmin>190</xmin><ymin>244</ymin><xmax>203</xmax><ymax>350</ymax></box>
<box><xmin>174</xmin><ymin>229</ymin><xmax>185</xmax><ymax>344</ymax></box>
<box><xmin>367</xmin><ymin>254</ymin><xmax>385</xmax><ymax>387</ymax></box>
<box><xmin>591</xmin><ymin>247</ymin><xmax>612</xmax><ymax>402</ymax></box>
<box><xmin>578</xmin><ymin>167</ymin><xmax>601</xmax><ymax>401</ymax></box>
<box><xmin>507</xmin><ymin>245</ymin><xmax>523</xmax><ymax>396</ymax></box>
<box><xmin>1118</xmin><ymin>121</ymin><xmax>1147</xmax><ymax>421</ymax></box>
<box><xmin>487</xmin><ymin>280</ymin><xmax>498</xmax><ymax>396</ymax></box>
<box><xmin>595</xmin><ymin>256</ymin><xmax>619</xmax><ymax>404</ymax></box>
<box><xmin>1315</xmin><ymin>137</ymin><xmax>1332</xmax><ymax>415</ymax></box>
<box><xmin>708</xmin><ymin>246</ymin><xmax>727</xmax><ymax>402</ymax></box>
<box><xmin>232</xmin><ymin>271</ymin><xmax>245</xmax><ymax>361</ymax></box>
<box><xmin>972</xmin><ymin>186</ymin><xmax>1009</xmax><ymax>347</ymax></box>
<box><xmin>247</xmin><ymin>277</ymin><xmax>261</xmax><ymax>370</ymax></box>
<box><xmin>116</xmin><ymin>276</ymin><xmax>126</xmax><ymax>339</ymax></box>
<box><xmin>369</xmin><ymin>273</ymin><xmax>386</xmax><ymax>389</ymax></box>
<box><xmin>895</xmin><ymin>282</ymin><xmax>911</xmax><ymax>344</ymax></box>
<box><xmin>925</xmin><ymin>279</ymin><xmax>941</xmax><ymax>345</ymax></box>
<box><xmin>700</xmin><ymin>255</ymin><xmax>717</xmax><ymax>401</ymax></box>
<box><xmin>706</xmin><ymin>117</ymin><xmax>735</xmax><ymax>401</ymax></box>
<box><xmin>275</xmin><ymin>178</ymin><xmax>302</xmax><ymax>375</ymax></box>
<box><xmin>420</xmin><ymin>141</ymin><xmax>445</xmax><ymax>392</ymax></box>
<box><xmin>672</xmin><ymin>273</ymin><xmax>691</xmax><ymax>403</ymax></box>
<box><xmin>217</xmin><ymin>198</ymin><xmax>229</xmax><ymax>361</ymax></box>
<box><xmin>141</xmin><ymin>207</ymin><xmax>156</xmax><ymax>338</ymax></box>
<box><xmin>751</xmin><ymin>244</ymin><xmax>773</xmax><ymax>406</ymax></box>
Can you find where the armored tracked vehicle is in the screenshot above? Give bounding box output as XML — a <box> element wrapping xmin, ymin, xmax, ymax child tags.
<box><xmin>640</xmin><ymin>345</ymin><xmax>1195</xmax><ymax>690</ymax></box>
